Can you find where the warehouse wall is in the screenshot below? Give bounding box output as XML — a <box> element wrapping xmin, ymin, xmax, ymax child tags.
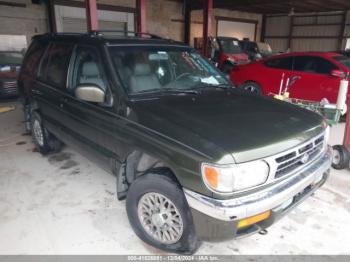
<box><xmin>0</xmin><ymin>0</ymin><xmax>48</xmax><ymax>47</ymax></box>
<box><xmin>0</xmin><ymin>0</ymin><xmax>263</xmax><ymax>49</ymax></box>
<box><xmin>190</xmin><ymin>9</ymin><xmax>262</xmax><ymax>46</ymax></box>
<box><xmin>146</xmin><ymin>0</ymin><xmax>184</xmax><ymax>41</ymax></box>
<box><xmin>264</xmin><ymin>11</ymin><xmax>350</xmax><ymax>52</ymax></box>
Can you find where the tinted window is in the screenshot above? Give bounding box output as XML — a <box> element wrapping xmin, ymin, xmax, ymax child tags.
<box><xmin>21</xmin><ymin>40</ymin><xmax>47</xmax><ymax>76</ymax></box>
<box><xmin>38</xmin><ymin>44</ymin><xmax>50</xmax><ymax>80</ymax></box>
<box><xmin>294</xmin><ymin>56</ymin><xmax>337</xmax><ymax>74</ymax></box>
<box><xmin>333</xmin><ymin>55</ymin><xmax>350</xmax><ymax>70</ymax></box>
<box><xmin>264</xmin><ymin>57</ymin><xmax>293</xmax><ymax>70</ymax></box>
<box><xmin>39</xmin><ymin>42</ymin><xmax>73</xmax><ymax>87</ymax></box>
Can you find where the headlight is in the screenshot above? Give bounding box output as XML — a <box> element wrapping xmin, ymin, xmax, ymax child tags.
<box><xmin>201</xmin><ymin>161</ymin><xmax>269</xmax><ymax>193</ymax></box>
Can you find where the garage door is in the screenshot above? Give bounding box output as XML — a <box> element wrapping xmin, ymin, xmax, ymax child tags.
<box><xmin>62</xmin><ymin>17</ymin><xmax>126</xmax><ymax>33</ymax></box>
<box><xmin>217</xmin><ymin>20</ymin><xmax>256</xmax><ymax>41</ymax></box>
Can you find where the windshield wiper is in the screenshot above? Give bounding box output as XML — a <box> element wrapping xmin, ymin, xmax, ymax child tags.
<box><xmin>192</xmin><ymin>83</ymin><xmax>232</xmax><ymax>90</ymax></box>
<box><xmin>131</xmin><ymin>88</ymin><xmax>199</xmax><ymax>96</ymax></box>
<box><xmin>161</xmin><ymin>88</ymin><xmax>199</xmax><ymax>95</ymax></box>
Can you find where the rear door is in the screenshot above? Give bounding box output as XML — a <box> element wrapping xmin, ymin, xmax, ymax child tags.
<box><xmin>34</xmin><ymin>42</ymin><xmax>74</xmax><ymax>135</ymax></box>
<box><xmin>289</xmin><ymin>55</ymin><xmax>339</xmax><ymax>102</ymax></box>
<box><xmin>260</xmin><ymin>56</ymin><xmax>294</xmax><ymax>95</ymax></box>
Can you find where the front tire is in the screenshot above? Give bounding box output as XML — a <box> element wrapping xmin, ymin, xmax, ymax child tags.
<box><xmin>240</xmin><ymin>81</ymin><xmax>262</xmax><ymax>95</ymax></box>
<box><xmin>30</xmin><ymin>111</ymin><xmax>63</xmax><ymax>155</ymax></box>
<box><xmin>126</xmin><ymin>172</ymin><xmax>199</xmax><ymax>254</ymax></box>
<box><xmin>332</xmin><ymin>145</ymin><xmax>349</xmax><ymax>170</ymax></box>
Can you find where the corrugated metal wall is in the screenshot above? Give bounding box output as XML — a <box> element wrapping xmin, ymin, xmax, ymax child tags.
<box><xmin>264</xmin><ymin>11</ymin><xmax>350</xmax><ymax>52</ymax></box>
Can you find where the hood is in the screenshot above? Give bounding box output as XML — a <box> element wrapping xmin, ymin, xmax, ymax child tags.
<box><xmin>130</xmin><ymin>89</ymin><xmax>324</xmax><ymax>164</ymax></box>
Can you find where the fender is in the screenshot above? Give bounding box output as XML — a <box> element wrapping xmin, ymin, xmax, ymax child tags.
<box><xmin>116</xmin><ymin>150</ymin><xmax>172</xmax><ymax>200</ymax></box>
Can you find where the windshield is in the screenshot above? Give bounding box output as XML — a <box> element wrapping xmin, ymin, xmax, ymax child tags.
<box><xmin>0</xmin><ymin>52</ymin><xmax>23</xmax><ymax>73</ymax></box>
<box><xmin>218</xmin><ymin>38</ymin><xmax>242</xmax><ymax>54</ymax></box>
<box><xmin>333</xmin><ymin>55</ymin><xmax>350</xmax><ymax>70</ymax></box>
<box><xmin>0</xmin><ymin>52</ymin><xmax>23</xmax><ymax>65</ymax></box>
<box><xmin>109</xmin><ymin>47</ymin><xmax>230</xmax><ymax>94</ymax></box>
<box><xmin>257</xmin><ymin>42</ymin><xmax>272</xmax><ymax>54</ymax></box>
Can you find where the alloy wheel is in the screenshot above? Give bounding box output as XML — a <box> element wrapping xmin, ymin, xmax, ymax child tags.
<box><xmin>33</xmin><ymin>119</ymin><xmax>44</xmax><ymax>146</ymax></box>
<box><xmin>137</xmin><ymin>192</ymin><xmax>184</xmax><ymax>244</ymax></box>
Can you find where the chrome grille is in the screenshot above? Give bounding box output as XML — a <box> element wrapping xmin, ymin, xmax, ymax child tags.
<box><xmin>274</xmin><ymin>134</ymin><xmax>325</xmax><ymax>179</ymax></box>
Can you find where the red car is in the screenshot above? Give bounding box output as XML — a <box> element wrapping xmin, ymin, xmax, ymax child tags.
<box><xmin>230</xmin><ymin>52</ymin><xmax>350</xmax><ymax>103</ymax></box>
<box><xmin>209</xmin><ymin>37</ymin><xmax>250</xmax><ymax>73</ymax></box>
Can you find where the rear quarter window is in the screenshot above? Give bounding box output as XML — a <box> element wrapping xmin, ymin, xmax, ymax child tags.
<box><xmin>39</xmin><ymin>42</ymin><xmax>73</xmax><ymax>88</ymax></box>
<box><xmin>293</xmin><ymin>56</ymin><xmax>337</xmax><ymax>74</ymax></box>
<box><xmin>21</xmin><ymin>40</ymin><xmax>47</xmax><ymax>77</ymax></box>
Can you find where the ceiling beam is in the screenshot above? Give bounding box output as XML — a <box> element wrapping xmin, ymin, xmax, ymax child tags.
<box><xmin>186</xmin><ymin>0</ymin><xmax>350</xmax><ymax>14</ymax></box>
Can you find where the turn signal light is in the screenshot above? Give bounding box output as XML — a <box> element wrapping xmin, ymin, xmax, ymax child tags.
<box><xmin>202</xmin><ymin>166</ymin><xmax>219</xmax><ymax>189</ymax></box>
<box><xmin>237</xmin><ymin>210</ymin><xmax>271</xmax><ymax>229</ymax></box>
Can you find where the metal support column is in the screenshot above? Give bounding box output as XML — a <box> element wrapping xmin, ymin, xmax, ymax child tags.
<box><xmin>261</xmin><ymin>14</ymin><xmax>266</xmax><ymax>42</ymax></box>
<box><xmin>86</xmin><ymin>0</ymin><xmax>98</xmax><ymax>31</ymax></box>
<box><xmin>137</xmin><ymin>0</ymin><xmax>147</xmax><ymax>34</ymax></box>
<box><xmin>184</xmin><ymin>0</ymin><xmax>191</xmax><ymax>44</ymax></box>
<box><xmin>202</xmin><ymin>0</ymin><xmax>213</xmax><ymax>57</ymax></box>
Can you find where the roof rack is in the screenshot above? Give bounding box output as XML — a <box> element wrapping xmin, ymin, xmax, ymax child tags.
<box><xmin>88</xmin><ymin>30</ymin><xmax>164</xmax><ymax>39</ymax></box>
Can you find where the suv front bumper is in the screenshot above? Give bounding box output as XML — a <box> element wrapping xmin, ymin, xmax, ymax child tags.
<box><xmin>184</xmin><ymin>148</ymin><xmax>331</xmax><ymax>238</ymax></box>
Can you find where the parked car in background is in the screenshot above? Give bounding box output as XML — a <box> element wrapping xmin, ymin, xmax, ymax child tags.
<box><xmin>0</xmin><ymin>51</ymin><xmax>23</xmax><ymax>98</ymax></box>
<box><xmin>208</xmin><ymin>36</ymin><xmax>250</xmax><ymax>73</ymax></box>
<box><xmin>240</xmin><ymin>40</ymin><xmax>274</xmax><ymax>61</ymax></box>
<box><xmin>230</xmin><ymin>52</ymin><xmax>350</xmax><ymax>103</ymax></box>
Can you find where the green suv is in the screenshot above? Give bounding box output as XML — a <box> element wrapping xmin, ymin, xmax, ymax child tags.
<box><xmin>18</xmin><ymin>32</ymin><xmax>332</xmax><ymax>254</ymax></box>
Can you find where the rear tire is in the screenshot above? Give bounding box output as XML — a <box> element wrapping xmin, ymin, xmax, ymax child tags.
<box><xmin>30</xmin><ymin>111</ymin><xmax>63</xmax><ymax>155</ymax></box>
<box><xmin>126</xmin><ymin>172</ymin><xmax>199</xmax><ymax>254</ymax></box>
<box><xmin>23</xmin><ymin>103</ymin><xmax>31</xmax><ymax>133</ymax></box>
<box><xmin>332</xmin><ymin>145</ymin><xmax>349</xmax><ymax>170</ymax></box>
<box><xmin>240</xmin><ymin>81</ymin><xmax>262</xmax><ymax>95</ymax></box>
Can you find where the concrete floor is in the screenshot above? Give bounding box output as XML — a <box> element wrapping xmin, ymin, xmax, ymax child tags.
<box><xmin>0</xmin><ymin>100</ymin><xmax>349</xmax><ymax>255</ymax></box>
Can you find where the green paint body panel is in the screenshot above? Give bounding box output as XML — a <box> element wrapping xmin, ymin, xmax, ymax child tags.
<box><xmin>21</xmin><ymin>34</ymin><xmax>325</xmax><ymax>201</ymax></box>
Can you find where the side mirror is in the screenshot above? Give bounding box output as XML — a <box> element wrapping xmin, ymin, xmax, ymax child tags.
<box><xmin>75</xmin><ymin>84</ymin><xmax>105</xmax><ymax>103</ymax></box>
<box><xmin>330</xmin><ymin>69</ymin><xmax>345</xmax><ymax>78</ymax></box>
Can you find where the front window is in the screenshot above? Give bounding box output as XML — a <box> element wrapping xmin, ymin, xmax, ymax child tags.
<box><xmin>218</xmin><ymin>38</ymin><xmax>243</xmax><ymax>54</ymax></box>
<box><xmin>108</xmin><ymin>47</ymin><xmax>230</xmax><ymax>94</ymax></box>
<box><xmin>257</xmin><ymin>42</ymin><xmax>272</xmax><ymax>55</ymax></box>
<box><xmin>333</xmin><ymin>55</ymin><xmax>350</xmax><ymax>70</ymax></box>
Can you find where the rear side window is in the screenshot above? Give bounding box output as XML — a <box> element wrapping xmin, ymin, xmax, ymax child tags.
<box><xmin>264</xmin><ymin>57</ymin><xmax>293</xmax><ymax>70</ymax></box>
<box><xmin>294</xmin><ymin>56</ymin><xmax>337</xmax><ymax>74</ymax></box>
<box><xmin>21</xmin><ymin>40</ymin><xmax>47</xmax><ymax>76</ymax></box>
<box><xmin>39</xmin><ymin>42</ymin><xmax>73</xmax><ymax>88</ymax></box>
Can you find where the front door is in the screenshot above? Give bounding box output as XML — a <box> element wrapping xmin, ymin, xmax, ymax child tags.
<box><xmin>61</xmin><ymin>45</ymin><xmax>122</xmax><ymax>170</ymax></box>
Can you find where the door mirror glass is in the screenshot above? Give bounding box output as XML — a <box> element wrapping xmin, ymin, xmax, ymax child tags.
<box><xmin>330</xmin><ymin>69</ymin><xmax>345</xmax><ymax>78</ymax></box>
<box><xmin>75</xmin><ymin>84</ymin><xmax>105</xmax><ymax>103</ymax></box>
